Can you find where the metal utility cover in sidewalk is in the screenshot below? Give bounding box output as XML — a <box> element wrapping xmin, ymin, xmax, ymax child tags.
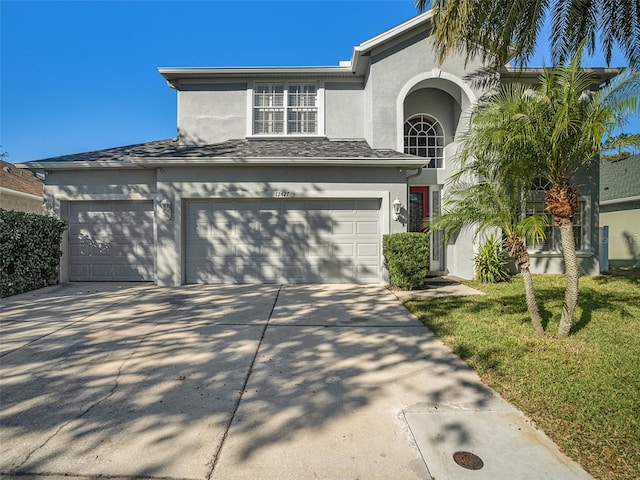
<box><xmin>404</xmin><ymin>411</ymin><xmax>596</xmax><ymax>480</ymax></box>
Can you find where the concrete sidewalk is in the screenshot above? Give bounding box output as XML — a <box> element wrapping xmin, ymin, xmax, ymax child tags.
<box><xmin>0</xmin><ymin>283</ymin><xmax>593</xmax><ymax>479</ymax></box>
<box><xmin>391</xmin><ymin>276</ymin><xmax>485</xmax><ymax>299</ymax></box>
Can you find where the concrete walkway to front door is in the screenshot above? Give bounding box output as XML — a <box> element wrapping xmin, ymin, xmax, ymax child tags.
<box><xmin>0</xmin><ymin>283</ymin><xmax>593</xmax><ymax>479</ymax></box>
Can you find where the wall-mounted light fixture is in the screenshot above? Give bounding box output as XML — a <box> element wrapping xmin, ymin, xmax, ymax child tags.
<box><xmin>42</xmin><ymin>201</ymin><xmax>54</xmax><ymax>216</ymax></box>
<box><xmin>160</xmin><ymin>198</ymin><xmax>172</xmax><ymax>220</ymax></box>
<box><xmin>392</xmin><ymin>197</ymin><xmax>403</xmax><ymax>221</ymax></box>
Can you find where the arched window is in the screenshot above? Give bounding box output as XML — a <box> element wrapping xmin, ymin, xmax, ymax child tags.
<box><xmin>404</xmin><ymin>115</ymin><xmax>444</xmax><ymax>168</ymax></box>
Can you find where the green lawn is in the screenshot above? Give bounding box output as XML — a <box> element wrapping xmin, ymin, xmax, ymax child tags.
<box><xmin>402</xmin><ymin>268</ymin><xmax>640</xmax><ymax>480</ymax></box>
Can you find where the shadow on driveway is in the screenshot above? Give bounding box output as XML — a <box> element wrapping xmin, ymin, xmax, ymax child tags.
<box><xmin>1</xmin><ymin>283</ymin><xmax>502</xmax><ymax>479</ymax></box>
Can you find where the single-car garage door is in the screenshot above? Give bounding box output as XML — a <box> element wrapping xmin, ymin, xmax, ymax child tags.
<box><xmin>68</xmin><ymin>201</ymin><xmax>155</xmax><ymax>281</ymax></box>
<box><xmin>185</xmin><ymin>198</ymin><xmax>382</xmax><ymax>283</ymax></box>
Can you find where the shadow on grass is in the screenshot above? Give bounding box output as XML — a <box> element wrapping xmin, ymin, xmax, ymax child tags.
<box><xmin>405</xmin><ymin>269</ymin><xmax>640</xmax><ymax>341</ymax></box>
<box><xmin>594</xmin><ymin>266</ymin><xmax>640</xmax><ymax>284</ymax></box>
<box><xmin>450</xmin><ymin>342</ymin><xmax>501</xmax><ymax>371</ymax></box>
<box><xmin>571</xmin><ymin>284</ymin><xmax>639</xmax><ymax>334</ymax></box>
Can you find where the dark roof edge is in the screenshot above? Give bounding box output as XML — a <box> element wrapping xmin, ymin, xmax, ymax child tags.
<box><xmin>500</xmin><ymin>66</ymin><xmax>622</xmax><ymax>85</ymax></box>
<box><xmin>600</xmin><ymin>195</ymin><xmax>640</xmax><ymax>205</ymax></box>
<box><xmin>19</xmin><ymin>157</ymin><xmax>428</xmax><ymax>170</ymax></box>
<box><xmin>16</xmin><ymin>161</ymin><xmax>139</xmax><ymax>171</ymax></box>
<box><xmin>129</xmin><ymin>157</ymin><xmax>427</xmax><ymax>168</ymax></box>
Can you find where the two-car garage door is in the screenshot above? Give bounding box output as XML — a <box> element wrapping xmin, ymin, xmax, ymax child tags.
<box><xmin>185</xmin><ymin>198</ymin><xmax>382</xmax><ymax>283</ymax></box>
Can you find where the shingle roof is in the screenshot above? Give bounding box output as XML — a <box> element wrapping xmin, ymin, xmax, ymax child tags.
<box><xmin>600</xmin><ymin>155</ymin><xmax>640</xmax><ymax>202</ymax></box>
<box><xmin>0</xmin><ymin>160</ymin><xmax>44</xmax><ymax>197</ymax></box>
<box><xmin>26</xmin><ymin>138</ymin><xmax>416</xmax><ymax>163</ymax></box>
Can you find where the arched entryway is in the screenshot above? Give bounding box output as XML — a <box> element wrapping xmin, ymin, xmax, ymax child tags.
<box><xmin>396</xmin><ymin>70</ymin><xmax>476</xmax><ymax>273</ymax></box>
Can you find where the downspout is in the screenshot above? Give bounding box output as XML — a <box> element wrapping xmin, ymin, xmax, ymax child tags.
<box><xmin>405</xmin><ymin>167</ymin><xmax>423</xmax><ymax>202</ymax></box>
<box><xmin>405</xmin><ymin>167</ymin><xmax>423</xmax><ymax>181</ymax></box>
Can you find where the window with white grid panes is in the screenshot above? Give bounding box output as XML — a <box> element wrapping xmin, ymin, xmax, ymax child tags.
<box><xmin>525</xmin><ymin>178</ymin><xmax>585</xmax><ymax>251</ymax></box>
<box><xmin>254</xmin><ymin>84</ymin><xmax>284</xmax><ymax>134</ymax></box>
<box><xmin>288</xmin><ymin>85</ymin><xmax>317</xmax><ymax>134</ymax></box>
<box><xmin>253</xmin><ymin>83</ymin><xmax>317</xmax><ymax>135</ymax></box>
<box><xmin>404</xmin><ymin>115</ymin><xmax>445</xmax><ymax>168</ymax></box>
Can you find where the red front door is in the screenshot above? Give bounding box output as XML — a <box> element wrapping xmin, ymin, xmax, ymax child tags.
<box><xmin>409</xmin><ymin>186</ymin><xmax>429</xmax><ymax>233</ymax></box>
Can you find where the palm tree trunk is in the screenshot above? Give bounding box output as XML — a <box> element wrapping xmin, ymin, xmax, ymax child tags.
<box><xmin>521</xmin><ymin>266</ymin><xmax>544</xmax><ymax>336</ymax></box>
<box><xmin>558</xmin><ymin>220</ymin><xmax>579</xmax><ymax>337</ymax></box>
<box><xmin>506</xmin><ymin>235</ymin><xmax>545</xmax><ymax>335</ymax></box>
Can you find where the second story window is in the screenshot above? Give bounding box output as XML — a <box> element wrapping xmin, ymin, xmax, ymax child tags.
<box><xmin>253</xmin><ymin>83</ymin><xmax>317</xmax><ymax>135</ymax></box>
<box><xmin>404</xmin><ymin>114</ymin><xmax>445</xmax><ymax>168</ymax></box>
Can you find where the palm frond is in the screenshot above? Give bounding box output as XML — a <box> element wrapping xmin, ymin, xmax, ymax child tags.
<box><xmin>427</xmin><ymin>0</ymin><xmax>640</xmax><ymax>67</ymax></box>
<box><xmin>516</xmin><ymin>213</ymin><xmax>550</xmax><ymax>245</ymax></box>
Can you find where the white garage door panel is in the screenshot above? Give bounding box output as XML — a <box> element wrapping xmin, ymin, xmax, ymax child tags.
<box><xmin>185</xmin><ymin>198</ymin><xmax>382</xmax><ymax>283</ymax></box>
<box><xmin>68</xmin><ymin>201</ymin><xmax>155</xmax><ymax>281</ymax></box>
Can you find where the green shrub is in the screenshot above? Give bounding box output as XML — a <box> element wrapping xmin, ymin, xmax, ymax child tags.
<box><xmin>474</xmin><ymin>233</ymin><xmax>510</xmax><ymax>283</ymax></box>
<box><xmin>383</xmin><ymin>232</ymin><xmax>430</xmax><ymax>290</ymax></box>
<box><xmin>0</xmin><ymin>209</ymin><xmax>67</xmax><ymax>298</ymax></box>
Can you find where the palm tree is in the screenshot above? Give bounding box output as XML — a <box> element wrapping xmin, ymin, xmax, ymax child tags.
<box><xmin>431</xmin><ymin>162</ymin><xmax>549</xmax><ymax>335</ymax></box>
<box><xmin>457</xmin><ymin>49</ymin><xmax>639</xmax><ymax>336</ymax></box>
<box><xmin>415</xmin><ymin>0</ymin><xmax>640</xmax><ymax>67</ymax></box>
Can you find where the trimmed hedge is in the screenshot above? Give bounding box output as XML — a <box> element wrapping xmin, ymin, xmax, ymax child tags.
<box><xmin>383</xmin><ymin>232</ymin><xmax>430</xmax><ymax>290</ymax></box>
<box><xmin>1</xmin><ymin>209</ymin><xmax>67</xmax><ymax>298</ymax></box>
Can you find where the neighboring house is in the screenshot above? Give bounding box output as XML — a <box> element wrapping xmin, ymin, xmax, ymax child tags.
<box><xmin>19</xmin><ymin>12</ymin><xmax>614</xmax><ymax>285</ymax></box>
<box><xmin>0</xmin><ymin>159</ymin><xmax>44</xmax><ymax>214</ymax></box>
<box><xmin>600</xmin><ymin>155</ymin><xmax>640</xmax><ymax>267</ymax></box>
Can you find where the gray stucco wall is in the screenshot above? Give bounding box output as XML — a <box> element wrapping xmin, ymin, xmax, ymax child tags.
<box><xmin>178</xmin><ymin>83</ymin><xmax>247</xmax><ymax>144</ymax></box>
<box><xmin>404</xmin><ymin>88</ymin><xmax>459</xmax><ymax>138</ymax></box>
<box><xmin>44</xmin><ymin>169</ymin><xmax>157</xmax><ymax>199</ymax></box>
<box><xmin>325</xmin><ymin>82</ymin><xmax>364</xmax><ymax>139</ymax></box>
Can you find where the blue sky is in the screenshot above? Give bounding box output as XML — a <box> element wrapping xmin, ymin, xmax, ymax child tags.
<box><xmin>1</xmin><ymin>0</ymin><xmax>637</xmax><ymax>164</ymax></box>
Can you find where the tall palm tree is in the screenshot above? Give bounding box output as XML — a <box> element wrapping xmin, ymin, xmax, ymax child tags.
<box><xmin>431</xmin><ymin>162</ymin><xmax>549</xmax><ymax>335</ymax></box>
<box><xmin>458</xmin><ymin>49</ymin><xmax>639</xmax><ymax>336</ymax></box>
<box><xmin>415</xmin><ymin>0</ymin><xmax>640</xmax><ymax>67</ymax></box>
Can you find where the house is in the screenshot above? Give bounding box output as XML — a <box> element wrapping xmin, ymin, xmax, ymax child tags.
<box><xmin>0</xmin><ymin>159</ymin><xmax>44</xmax><ymax>214</ymax></box>
<box><xmin>600</xmin><ymin>155</ymin><xmax>640</xmax><ymax>267</ymax></box>
<box><xmin>19</xmin><ymin>11</ymin><xmax>614</xmax><ymax>285</ymax></box>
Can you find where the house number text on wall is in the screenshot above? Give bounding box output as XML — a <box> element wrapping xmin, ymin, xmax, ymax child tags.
<box><xmin>273</xmin><ymin>191</ymin><xmax>291</xmax><ymax>198</ymax></box>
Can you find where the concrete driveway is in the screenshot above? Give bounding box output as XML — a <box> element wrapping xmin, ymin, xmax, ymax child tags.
<box><xmin>0</xmin><ymin>283</ymin><xmax>593</xmax><ymax>480</ymax></box>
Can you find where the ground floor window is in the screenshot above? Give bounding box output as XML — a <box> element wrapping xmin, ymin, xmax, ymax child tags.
<box><xmin>525</xmin><ymin>183</ymin><xmax>586</xmax><ymax>251</ymax></box>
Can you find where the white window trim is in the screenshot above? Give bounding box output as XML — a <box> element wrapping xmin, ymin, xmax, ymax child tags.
<box><xmin>527</xmin><ymin>194</ymin><xmax>593</xmax><ymax>255</ymax></box>
<box><xmin>246</xmin><ymin>80</ymin><xmax>325</xmax><ymax>137</ymax></box>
